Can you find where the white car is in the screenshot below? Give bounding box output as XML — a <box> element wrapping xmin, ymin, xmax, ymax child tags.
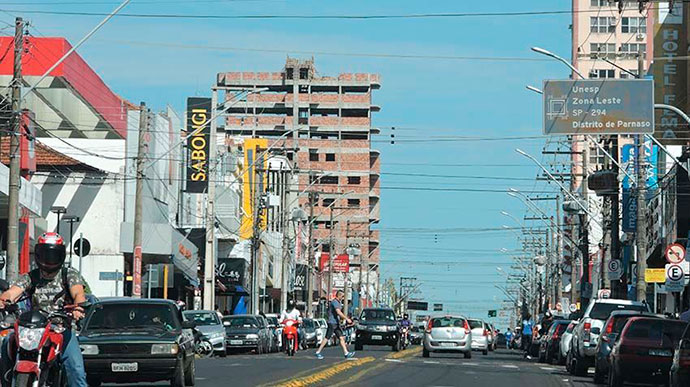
<box><xmin>315</xmin><ymin>318</ymin><xmax>328</xmax><ymax>346</ymax></box>
<box><xmin>558</xmin><ymin>320</ymin><xmax>578</xmax><ymax>365</ymax></box>
<box><xmin>468</xmin><ymin>318</ymin><xmax>490</xmax><ymax>355</ymax></box>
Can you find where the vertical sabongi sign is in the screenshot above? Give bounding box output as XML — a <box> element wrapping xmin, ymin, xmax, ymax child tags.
<box><xmin>185</xmin><ymin>97</ymin><xmax>212</xmax><ymax>193</ymax></box>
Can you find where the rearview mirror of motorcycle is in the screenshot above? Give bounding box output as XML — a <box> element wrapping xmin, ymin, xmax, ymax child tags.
<box><xmin>0</xmin><ymin>279</ymin><xmax>9</xmax><ymax>292</ymax></box>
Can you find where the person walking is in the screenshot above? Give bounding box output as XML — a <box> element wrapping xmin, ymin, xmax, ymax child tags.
<box><xmin>315</xmin><ymin>290</ymin><xmax>355</xmax><ymax>359</ymax></box>
<box><xmin>522</xmin><ymin>314</ymin><xmax>534</xmax><ymax>359</ymax></box>
<box><xmin>505</xmin><ymin>328</ymin><xmax>513</xmax><ymax>350</ymax></box>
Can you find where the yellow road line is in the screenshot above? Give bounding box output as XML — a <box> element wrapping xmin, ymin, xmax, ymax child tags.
<box><xmin>331</xmin><ymin>346</ymin><xmax>423</xmax><ymax>386</ymax></box>
<box><xmin>274</xmin><ymin>356</ymin><xmax>375</xmax><ymax>387</ymax></box>
<box><xmin>387</xmin><ymin>346</ymin><xmax>422</xmax><ymax>359</ymax></box>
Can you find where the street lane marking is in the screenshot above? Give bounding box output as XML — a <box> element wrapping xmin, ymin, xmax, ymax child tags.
<box><xmin>387</xmin><ymin>346</ymin><xmax>422</xmax><ymax>359</ymax></box>
<box><xmin>540</xmin><ymin>367</ymin><xmax>556</xmax><ymax>371</ymax></box>
<box><xmin>384</xmin><ymin>359</ymin><xmax>403</xmax><ymax>363</ymax></box>
<box><xmin>274</xmin><ymin>356</ymin><xmax>375</xmax><ymax>387</ymax></box>
<box><xmin>464</xmin><ymin>362</ymin><xmax>479</xmax><ymax>366</ymax></box>
<box><xmin>501</xmin><ymin>364</ymin><xmax>518</xmax><ymax>369</ymax></box>
<box><xmin>424</xmin><ymin>361</ymin><xmax>440</xmax><ymax>364</ymax></box>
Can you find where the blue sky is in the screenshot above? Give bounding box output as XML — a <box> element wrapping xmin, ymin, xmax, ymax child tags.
<box><xmin>5</xmin><ymin>0</ymin><xmax>573</xmax><ymax>326</ymax></box>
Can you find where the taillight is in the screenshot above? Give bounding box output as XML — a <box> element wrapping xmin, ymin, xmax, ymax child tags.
<box><xmin>426</xmin><ymin>320</ymin><xmax>432</xmax><ymax>333</ymax></box>
<box><xmin>604</xmin><ymin>319</ymin><xmax>614</xmax><ymax>335</ymax></box>
<box><xmin>483</xmin><ymin>329</ymin><xmax>489</xmax><ymax>337</ymax></box>
<box><xmin>583</xmin><ymin>322</ymin><xmax>591</xmax><ymax>343</ymax></box>
<box><xmin>463</xmin><ymin>320</ymin><xmax>470</xmax><ymax>335</ymax></box>
<box><xmin>552</xmin><ymin>331</ymin><xmax>560</xmax><ymax>340</ymax></box>
<box><xmin>679</xmin><ymin>348</ymin><xmax>690</xmax><ymax>367</ymax></box>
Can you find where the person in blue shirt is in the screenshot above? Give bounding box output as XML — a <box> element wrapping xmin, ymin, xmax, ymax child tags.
<box><xmin>505</xmin><ymin>328</ymin><xmax>514</xmax><ymax>349</ymax></box>
<box><xmin>522</xmin><ymin>314</ymin><xmax>534</xmax><ymax>359</ymax></box>
<box><xmin>315</xmin><ymin>290</ymin><xmax>355</xmax><ymax>359</ymax></box>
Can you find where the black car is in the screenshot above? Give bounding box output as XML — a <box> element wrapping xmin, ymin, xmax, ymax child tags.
<box><xmin>78</xmin><ymin>298</ymin><xmax>196</xmax><ymax>387</ymax></box>
<box><xmin>593</xmin><ymin>311</ymin><xmax>663</xmax><ymax>384</ymax></box>
<box><xmin>538</xmin><ymin>319</ymin><xmax>571</xmax><ymax>364</ymax></box>
<box><xmin>223</xmin><ymin>315</ymin><xmax>273</xmax><ymax>354</ymax></box>
<box><xmin>355</xmin><ymin>308</ymin><xmax>401</xmax><ymax>351</ymax></box>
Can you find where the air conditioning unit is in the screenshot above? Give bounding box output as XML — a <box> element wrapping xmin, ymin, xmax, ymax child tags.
<box><xmin>636</xmin><ymin>33</ymin><xmax>644</xmax><ymax>41</ymax></box>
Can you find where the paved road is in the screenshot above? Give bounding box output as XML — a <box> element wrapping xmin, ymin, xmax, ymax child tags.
<box><xmin>100</xmin><ymin>347</ymin><xmax>601</xmax><ymax>387</ymax></box>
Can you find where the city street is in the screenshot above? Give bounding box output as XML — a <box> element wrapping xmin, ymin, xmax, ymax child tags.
<box><xmin>184</xmin><ymin>348</ymin><xmax>597</xmax><ymax>387</ymax></box>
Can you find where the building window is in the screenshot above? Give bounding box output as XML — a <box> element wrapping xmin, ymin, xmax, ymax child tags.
<box><xmin>347</xmin><ymin>198</ymin><xmax>360</xmax><ymax>207</ymax></box>
<box><xmin>622</xmin><ymin>17</ymin><xmax>646</xmax><ymax>33</ymax></box>
<box><xmin>322</xmin><ymin>198</ymin><xmax>334</xmax><ymax>207</ymax></box>
<box><xmin>620</xmin><ymin>43</ymin><xmax>646</xmax><ymax>58</ymax></box>
<box><xmin>286</xmin><ymin>68</ymin><xmax>294</xmax><ymax>79</ymax></box>
<box><xmin>589</xmin><ymin>69</ymin><xmax>615</xmax><ymax>79</ymax></box>
<box><xmin>299</xmin><ymin>67</ymin><xmax>309</xmax><ymax>80</ymax></box>
<box><xmin>589</xmin><ymin>145</ymin><xmax>606</xmax><ymax>166</ymax></box>
<box><xmin>347</xmin><ymin>176</ymin><xmax>361</xmax><ymax>185</ymax></box>
<box><xmin>309</xmin><ymin>149</ymin><xmax>319</xmax><ymax>161</ymax></box>
<box><xmin>321</xmin><ymin>176</ymin><xmax>339</xmax><ymax>185</ymax></box>
<box><xmin>590</xmin><ymin>43</ymin><xmax>616</xmax><ymax>59</ymax></box>
<box><xmin>325</xmin><ymin>153</ymin><xmax>335</xmax><ymax>162</ymax></box>
<box><xmin>620</xmin><ymin>69</ymin><xmax>638</xmax><ymax>79</ymax></box>
<box><xmin>590</xmin><ymin>0</ymin><xmax>608</xmax><ymax>6</ymax></box>
<box><xmin>590</xmin><ymin>16</ymin><xmax>616</xmax><ymax>33</ymax></box>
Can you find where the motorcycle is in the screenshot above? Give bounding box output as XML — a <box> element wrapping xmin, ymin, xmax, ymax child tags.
<box><xmin>400</xmin><ymin>326</ymin><xmax>410</xmax><ymax>350</ymax></box>
<box><xmin>0</xmin><ymin>298</ymin><xmax>81</xmax><ymax>387</ymax></box>
<box><xmin>192</xmin><ymin>328</ymin><xmax>214</xmax><ymax>358</ymax></box>
<box><xmin>281</xmin><ymin>319</ymin><xmax>299</xmax><ymax>357</ymax></box>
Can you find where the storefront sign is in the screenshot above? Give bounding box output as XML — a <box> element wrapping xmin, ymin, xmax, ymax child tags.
<box><xmin>185</xmin><ymin>97</ymin><xmax>211</xmax><ymax>193</ymax></box>
<box><xmin>319</xmin><ymin>253</ymin><xmax>350</xmax><ymax>273</ymax></box>
<box><xmin>216</xmin><ymin>258</ymin><xmax>246</xmax><ymax>291</ymax></box>
<box><xmin>294</xmin><ymin>264</ymin><xmax>307</xmax><ymax>290</ymax></box>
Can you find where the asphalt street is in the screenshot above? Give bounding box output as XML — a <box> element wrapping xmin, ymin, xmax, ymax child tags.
<box><xmin>97</xmin><ymin>347</ymin><xmax>602</xmax><ymax>387</ymax></box>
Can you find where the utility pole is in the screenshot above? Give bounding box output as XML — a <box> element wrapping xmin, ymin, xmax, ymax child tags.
<box><xmin>305</xmin><ymin>192</ymin><xmax>315</xmax><ymax>317</ymax></box>
<box><xmin>203</xmin><ymin>90</ymin><xmax>218</xmax><ymax>310</ymax></box>
<box><xmin>580</xmin><ymin>146</ymin><xmax>591</xmax><ymax>308</ymax></box>
<box><xmin>327</xmin><ymin>206</ymin><xmax>334</xmax><ymax>298</ymax></box>
<box><xmin>132</xmin><ymin>102</ymin><xmax>148</xmax><ymax>298</ymax></box>
<box><xmin>556</xmin><ymin>195</ymin><xmax>563</xmax><ymax>303</ymax></box>
<box><xmin>6</xmin><ymin>17</ymin><xmax>23</xmax><ymax>283</ymax></box>
<box><xmin>610</xmin><ymin>137</ymin><xmax>622</xmax><ymax>298</ymax></box>
<box><xmin>635</xmin><ymin>48</ymin><xmax>648</xmax><ymax>303</ymax></box>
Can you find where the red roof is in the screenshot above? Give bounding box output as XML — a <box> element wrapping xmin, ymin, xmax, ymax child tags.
<box><xmin>0</xmin><ymin>37</ymin><xmax>129</xmax><ymax>138</ymax></box>
<box><xmin>0</xmin><ymin>138</ymin><xmax>92</xmax><ymax>168</ymax></box>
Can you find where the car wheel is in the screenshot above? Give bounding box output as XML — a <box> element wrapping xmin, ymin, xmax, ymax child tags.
<box><xmin>392</xmin><ymin>340</ymin><xmax>400</xmax><ymax>352</ymax></box>
<box><xmin>171</xmin><ymin>358</ymin><xmax>185</xmax><ymax>387</ymax></box>
<box><xmin>608</xmin><ymin>366</ymin><xmax>623</xmax><ymax>387</ymax></box>
<box><xmin>423</xmin><ymin>347</ymin><xmax>430</xmax><ymax>358</ymax></box>
<box><xmin>355</xmin><ymin>342</ymin><xmax>363</xmax><ymax>351</ymax></box>
<box><xmin>538</xmin><ymin>350</ymin><xmax>545</xmax><ymax>363</ymax></box>
<box><xmin>464</xmin><ymin>351</ymin><xmax>472</xmax><ymax>359</ymax></box>
<box><xmin>256</xmin><ymin>344</ymin><xmax>262</xmax><ymax>355</ymax></box>
<box><xmin>184</xmin><ymin>357</ymin><xmax>196</xmax><ymax>386</ymax></box>
<box><xmin>566</xmin><ymin>349</ymin><xmax>575</xmax><ymax>374</ymax></box>
<box><xmin>482</xmin><ymin>349</ymin><xmax>488</xmax><ymax>356</ymax></box>
<box><xmin>86</xmin><ymin>378</ymin><xmax>102</xmax><ymax>387</ymax></box>
<box><xmin>573</xmin><ymin>353</ymin><xmax>588</xmax><ymax>377</ymax></box>
<box><xmin>219</xmin><ymin>347</ymin><xmax>227</xmax><ymax>358</ymax></box>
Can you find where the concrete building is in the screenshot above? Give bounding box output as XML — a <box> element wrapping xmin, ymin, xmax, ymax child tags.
<box><xmin>217</xmin><ymin>58</ymin><xmax>381</xmax><ymax>310</ymax></box>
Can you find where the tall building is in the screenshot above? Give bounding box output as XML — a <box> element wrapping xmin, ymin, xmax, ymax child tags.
<box><xmin>217</xmin><ymin>58</ymin><xmax>381</xmax><ymax>309</ymax></box>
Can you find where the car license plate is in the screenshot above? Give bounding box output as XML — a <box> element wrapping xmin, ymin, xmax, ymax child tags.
<box><xmin>111</xmin><ymin>362</ymin><xmax>138</xmax><ymax>372</ymax></box>
<box><xmin>230</xmin><ymin>340</ymin><xmax>243</xmax><ymax>345</ymax></box>
<box><xmin>649</xmin><ymin>349</ymin><xmax>672</xmax><ymax>357</ymax></box>
<box><xmin>371</xmin><ymin>335</ymin><xmax>382</xmax><ymax>340</ymax></box>
<box><xmin>440</xmin><ymin>342</ymin><xmax>456</xmax><ymax>347</ymax></box>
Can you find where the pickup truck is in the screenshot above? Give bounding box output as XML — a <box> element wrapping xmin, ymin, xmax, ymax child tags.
<box><xmin>568</xmin><ymin>298</ymin><xmax>648</xmax><ymax>376</ymax></box>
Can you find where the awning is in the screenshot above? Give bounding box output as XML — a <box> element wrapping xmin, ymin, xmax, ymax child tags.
<box><xmin>234</xmin><ymin>285</ymin><xmax>249</xmax><ymax>296</ymax></box>
<box><xmin>0</xmin><ymin>162</ymin><xmax>42</xmax><ymax>216</ymax></box>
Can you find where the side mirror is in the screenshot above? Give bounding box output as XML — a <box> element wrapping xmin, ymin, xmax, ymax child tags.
<box><xmin>680</xmin><ymin>338</ymin><xmax>690</xmax><ymax>349</ymax></box>
<box><xmin>181</xmin><ymin>321</ymin><xmax>196</xmax><ymax>330</ymax></box>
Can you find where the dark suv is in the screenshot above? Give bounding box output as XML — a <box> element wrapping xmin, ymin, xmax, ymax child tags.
<box><xmin>355</xmin><ymin>308</ymin><xmax>401</xmax><ymax>351</ymax></box>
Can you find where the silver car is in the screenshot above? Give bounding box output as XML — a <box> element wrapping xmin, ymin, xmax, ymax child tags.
<box><xmin>423</xmin><ymin>315</ymin><xmax>472</xmax><ymax>359</ymax></box>
<box><xmin>183</xmin><ymin>310</ymin><xmax>227</xmax><ymax>356</ymax></box>
<box><xmin>559</xmin><ymin>320</ymin><xmax>578</xmax><ymax>365</ymax></box>
<box><xmin>468</xmin><ymin>318</ymin><xmax>489</xmax><ymax>355</ymax></box>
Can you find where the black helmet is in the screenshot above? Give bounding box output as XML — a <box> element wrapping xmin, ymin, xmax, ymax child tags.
<box><xmin>403</xmin><ymin>313</ymin><xmax>409</xmax><ymax>319</ymax></box>
<box><xmin>35</xmin><ymin>232</ymin><xmax>66</xmax><ymax>274</ymax></box>
<box><xmin>288</xmin><ymin>299</ymin><xmax>296</xmax><ymax>309</ymax></box>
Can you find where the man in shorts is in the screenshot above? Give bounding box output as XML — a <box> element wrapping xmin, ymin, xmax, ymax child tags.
<box><xmin>315</xmin><ymin>290</ymin><xmax>355</xmax><ymax>359</ymax></box>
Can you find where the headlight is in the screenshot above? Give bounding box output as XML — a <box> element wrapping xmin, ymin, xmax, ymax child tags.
<box><xmin>18</xmin><ymin>327</ymin><xmax>44</xmax><ymax>351</ymax></box>
<box><xmin>387</xmin><ymin>326</ymin><xmax>398</xmax><ymax>332</ymax></box>
<box><xmin>151</xmin><ymin>343</ymin><xmax>179</xmax><ymax>355</ymax></box>
<box><xmin>79</xmin><ymin>344</ymin><xmax>99</xmax><ymax>355</ymax></box>
<box><xmin>246</xmin><ymin>334</ymin><xmax>259</xmax><ymax>340</ymax></box>
<box><xmin>211</xmin><ymin>332</ymin><xmax>224</xmax><ymax>339</ymax></box>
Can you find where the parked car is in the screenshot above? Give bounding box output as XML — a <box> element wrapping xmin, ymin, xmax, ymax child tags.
<box><xmin>593</xmin><ymin>310</ymin><xmax>663</xmax><ymax>383</ymax></box>
<box><xmin>670</xmin><ymin>321</ymin><xmax>690</xmax><ymax>387</ymax></box>
<box><xmin>487</xmin><ymin>323</ymin><xmax>496</xmax><ymax>351</ymax></box>
<box><xmin>495</xmin><ymin>332</ymin><xmax>507</xmax><ymax>348</ymax></box>
<box><xmin>559</xmin><ymin>320</ymin><xmax>578</xmax><ymax>366</ymax></box>
<box><xmin>569</xmin><ymin>298</ymin><xmax>648</xmax><ymax>376</ymax></box>
<box><xmin>410</xmin><ymin>326</ymin><xmax>424</xmax><ymax>345</ymax></box>
<box><xmin>538</xmin><ymin>319</ymin><xmax>570</xmax><ymax>364</ymax></box>
<box><xmin>78</xmin><ymin>298</ymin><xmax>196</xmax><ymax>387</ymax></box>
<box><xmin>423</xmin><ymin>315</ymin><xmax>472</xmax><ymax>359</ymax></box>
<box><xmin>468</xmin><ymin>319</ymin><xmax>490</xmax><ymax>355</ymax></box>
<box><xmin>223</xmin><ymin>315</ymin><xmax>272</xmax><ymax>354</ymax></box>
<box><xmin>609</xmin><ymin>317</ymin><xmax>687</xmax><ymax>387</ymax></box>
<box><xmin>355</xmin><ymin>308</ymin><xmax>401</xmax><ymax>351</ymax></box>
<box><xmin>183</xmin><ymin>310</ymin><xmax>227</xmax><ymax>357</ymax></box>
<box><xmin>264</xmin><ymin>313</ymin><xmax>282</xmax><ymax>352</ymax></box>
<box><xmin>302</xmin><ymin>318</ymin><xmax>319</xmax><ymax>348</ymax></box>
<box><xmin>315</xmin><ymin>318</ymin><xmax>328</xmax><ymax>346</ymax></box>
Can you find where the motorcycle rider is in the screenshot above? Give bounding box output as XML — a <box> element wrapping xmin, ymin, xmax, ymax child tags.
<box><xmin>0</xmin><ymin>232</ymin><xmax>87</xmax><ymax>387</ymax></box>
<box><xmin>280</xmin><ymin>299</ymin><xmax>302</xmax><ymax>350</ymax></box>
<box><xmin>400</xmin><ymin>313</ymin><xmax>412</xmax><ymax>345</ymax></box>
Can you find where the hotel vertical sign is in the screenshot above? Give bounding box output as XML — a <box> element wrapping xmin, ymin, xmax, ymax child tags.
<box><xmin>185</xmin><ymin>97</ymin><xmax>212</xmax><ymax>193</ymax></box>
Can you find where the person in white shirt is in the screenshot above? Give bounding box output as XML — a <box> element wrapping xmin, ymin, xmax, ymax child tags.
<box><xmin>280</xmin><ymin>300</ymin><xmax>302</xmax><ymax>350</ymax></box>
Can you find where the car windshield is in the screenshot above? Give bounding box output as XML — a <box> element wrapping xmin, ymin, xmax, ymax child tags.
<box><xmin>468</xmin><ymin>320</ymin><xmax>483</xmax><ymax>329</ymax></box>
<box><xmin>224</xmin><ymin>317</ymin><xmax>259</xmax><ymax>328</ymax></box>
<box><xmin>183</xmin><ymin>312</ymin><xmax>220</xmax><ymax>326</ymax></box>
<box><xmin>590</xmin><ymin>303</ymin><xmax>647</xmax><ymax>320</ymax></box>
<box><xmin>361</xmin><ymin>310</ymin><xmax>395</xmax><ymax>321</ymax></box>
<box><xmin>86</xmin><ymin>303</ymin><xmax>178</xmax><ymax>331</ymax></box>
<box><xmin>626</xmin><ymin>319</ymin><xmax>687</xmax><ymax>344</ymax></box>
<box><xmin>266</xmin><ymin>317</ymin><xmax>278</xmax><ymax>326</ymax></box>
<box><xmin>431</xmin><ymin>317</ymin><xmax>466</xmax><ymax>328</ymax></box>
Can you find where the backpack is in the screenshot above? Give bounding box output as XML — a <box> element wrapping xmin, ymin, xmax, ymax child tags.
<box><xmin>26</xmin><ymin>268</ymin><xmax>73</xmax><ymax>306</ymax></box>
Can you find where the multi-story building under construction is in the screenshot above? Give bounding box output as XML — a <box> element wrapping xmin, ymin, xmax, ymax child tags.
<box><xmin>217</xmin><ymin>58</ymin><xmax>381</xmax><ymax>310</ymax></box>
